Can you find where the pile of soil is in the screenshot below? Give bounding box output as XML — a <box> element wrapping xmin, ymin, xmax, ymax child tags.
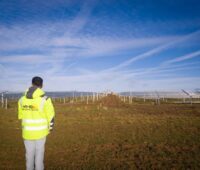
<box><xmin>100</xmin><ymin>94</ymin><xmax>125</xmax><ymax>107</ymax></box>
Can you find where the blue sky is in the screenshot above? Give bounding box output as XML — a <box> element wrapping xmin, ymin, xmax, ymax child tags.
<box><xmin>0</xmin><ymin>0</ymin><xmax>200</xmax><ymax>92</ymax></box>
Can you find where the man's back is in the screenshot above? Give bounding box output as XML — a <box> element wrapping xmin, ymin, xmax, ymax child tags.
<box><xmin>18</xmin><ymin>86</ymin><xmax>53</xmax><ymax>140</ymax></box>
<box><xmin>18</xmin><ymin>77</ymin><xmax>55</xmax><ymax>170</ymax></box>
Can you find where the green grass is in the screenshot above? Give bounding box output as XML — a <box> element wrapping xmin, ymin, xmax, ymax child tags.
<box><xmin>0</xmin><ymin>100</ymin><xmax>200</xmax><ymax>169</ymax></box>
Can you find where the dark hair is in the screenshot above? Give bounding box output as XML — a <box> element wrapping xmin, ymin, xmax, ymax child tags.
<box><xmin>32</xmin><ymin>76</ymin><xmax>43</xmax><ymax>87</ymax></box>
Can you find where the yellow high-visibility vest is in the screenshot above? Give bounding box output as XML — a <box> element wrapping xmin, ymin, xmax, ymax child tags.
<box><xmin>18</xmin><ymin>87</ymin><xmax>55</xmax><ymax>140</ymax></box>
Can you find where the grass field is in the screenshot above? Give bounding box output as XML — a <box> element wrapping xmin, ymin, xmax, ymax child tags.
<box><xmin>0</xmin><ymin>95</ymin><xmax>200</xmax><ymax>169</ymax></box>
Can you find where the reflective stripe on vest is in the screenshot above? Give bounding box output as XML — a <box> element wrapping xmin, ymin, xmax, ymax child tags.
<box><xmin>23</xmin><ymin>125</ymin><xmax>48</xmax><ymax>131</ymax></box>
<box><xmin>40</xmin><ymin>96</ymin><xmax>48</xmax><ymax>111</ymax></box>
<box><xmin>22</xmin><ymin>119</ymin><xmax>47</xmax><ymax>124</ymax></box>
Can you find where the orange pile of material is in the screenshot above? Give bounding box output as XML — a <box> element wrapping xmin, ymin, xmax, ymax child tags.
<box><xmin>101</xmin><ymin>94</ymin><xmax>124</xmax><ymax>107</ymax></box>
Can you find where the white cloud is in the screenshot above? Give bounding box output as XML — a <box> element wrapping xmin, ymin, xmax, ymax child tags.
<box><xmin>0</xmin><ymin>22</ymin><xmax>175</xmax><ymax>64</ymax></box>
<box><xmin>162</xmin><ymin>50</ymin><xmax>200</xmax><ymax>65</ymax></box>
<box><xmin>104</xmin><ymin>29</ymin><xmax>200</xmax><ymax>72</ymax></box>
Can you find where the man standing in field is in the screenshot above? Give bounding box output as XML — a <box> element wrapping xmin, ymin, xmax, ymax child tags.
<box><xmin>18</xmin><ymin>76</ymin><xmax>55</xmax><ymax>170</ymax></box>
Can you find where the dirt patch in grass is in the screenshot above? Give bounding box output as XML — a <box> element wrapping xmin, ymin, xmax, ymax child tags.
<box><xmin>100</xmin><ymin>94</ymin><xmax>126</xmax><ymax>107</ymax></box>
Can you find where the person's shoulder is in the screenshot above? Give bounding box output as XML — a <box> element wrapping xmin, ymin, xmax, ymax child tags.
<box><xmin>18</xmin><ymin>95</ymin><xmax>25</xmax><ymax>101</ymax></box>
<box><xmin>41</xmin><ymin>95</ymin><xmax>51</xmax><ymax>101</ymax></box>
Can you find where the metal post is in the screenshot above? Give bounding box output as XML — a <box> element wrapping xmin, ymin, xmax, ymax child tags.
<box><xmin>183</xmin><ymin>97</ymin><xmax>185</xmax><ymax>103</ymax></box>
<box><xmin>73</xmin><ymin>91</ymin><xmax>75</xmax><ymax>102</ymax></box>
<box><xmin>155</xmin><ymin>91</ymin><xmax>160</xmax><ymax>105</ymax></box>
<box><xmin>87</xmin><ymin>94</ymin><xmax>89</xmax><ymax>105</ymax></box>
<box><xmin>93</xmin><ymin>92</ymin><xmax>95</xmax><ymax>103</ymax></box>
<box><xmin>96</xmin><ymin>93</ymin><xmax>99</xmax><ymax>101</ymax></box>
<box><xmin>1</xmin><ymin>93</ymin><xmax>4</xmax><ymax>108</ymax></box>
<box><xmin>81</xmin><ymin>93</ymin><xmax>83</xmax><ymax>102</ymax></box>
<box><xmin>5</xmin><ymin>98</ymin><xmax>7</xmax><ymax>109</ymax></box>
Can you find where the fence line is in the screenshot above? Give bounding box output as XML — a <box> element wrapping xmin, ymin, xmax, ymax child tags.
<box><xmin>1</xmin><ymin>90</ymin><xmax>200</xmax><ymax>109</ymax></box>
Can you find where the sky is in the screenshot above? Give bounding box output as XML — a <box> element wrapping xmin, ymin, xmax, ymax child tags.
<box><xmin>0</xmin><ymin>0</ymin><xmax>200</xmax><ymax>92</ymax></box>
